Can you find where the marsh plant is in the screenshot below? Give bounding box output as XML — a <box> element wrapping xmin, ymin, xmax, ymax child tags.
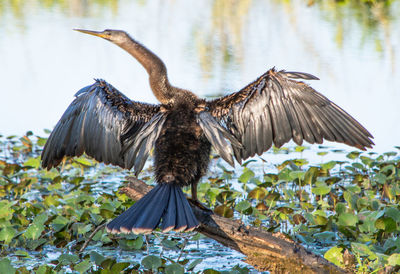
<box><xmin>0</xmin><ymin>131</ymin><xmax>399</xmax><ymax>273</ymax></box>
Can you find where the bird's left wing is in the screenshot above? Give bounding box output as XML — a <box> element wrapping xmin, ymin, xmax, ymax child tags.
<box><xmin>206</xmin><ymin>68</ymin><xmax>374</xmax><ymax>164</ymax></box>
<box><xmin>41</xmin><ymin>79</ymin><xmax>164</xmax><ymax>173</ymax></box>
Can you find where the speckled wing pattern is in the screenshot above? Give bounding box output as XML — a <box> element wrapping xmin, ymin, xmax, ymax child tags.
<box><xmin>41</xmin><ymin>79</ymin><xmax>162</xmax><ymax>172</ymax></box>
<box><xmin>206</xmin><ymin>68</ymin><xmax>374</xmax><ymax>163</ymax></box>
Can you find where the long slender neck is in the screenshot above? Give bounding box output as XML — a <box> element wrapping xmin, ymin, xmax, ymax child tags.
<box><xmin>116</xmin><ymin>35</ymin><xmax>173</xmax><ymax>104</ymax></box>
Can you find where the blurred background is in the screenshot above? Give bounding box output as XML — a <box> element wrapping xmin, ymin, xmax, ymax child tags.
<box><xmin>0</xmin><ymin>0</ymin><xmax>399</xmax><ymax>153</ymax></box>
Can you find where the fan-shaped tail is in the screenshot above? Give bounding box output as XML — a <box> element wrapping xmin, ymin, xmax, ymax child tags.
<box><xmin>106</xmin><ymin>183</ymin><xmax>199</xmax><ymax>234</ymax></box>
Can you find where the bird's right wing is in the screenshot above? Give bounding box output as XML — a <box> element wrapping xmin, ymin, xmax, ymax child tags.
<box><xmin>41</xmin><ymin>79</ymin><xmax>164</xmax><ymax>173</ymax></box>
<box><xmin>206</xmin><ymin>68</ymin><xmax>374</xmax><ymax>164</ymax></box>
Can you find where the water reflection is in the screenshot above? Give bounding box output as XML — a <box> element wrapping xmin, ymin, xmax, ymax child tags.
<box><xmin>0</xmin><ymin>0</ymin><xmax>119</xmax><ymax>20</ymax></box>
<box><xmin>310</xmin><ymin>0</ymin><xmax>398</xmax><ymax>73</ymax></box>
<box><xmin>0</xmin><ymin>0</ymin><xmax>399</xmax><ymax>153</ymax></box>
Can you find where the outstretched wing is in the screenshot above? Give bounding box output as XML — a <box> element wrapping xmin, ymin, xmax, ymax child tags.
<box><xmin>41</xmin><ymin>79</ymin><xmax>162</xmax><ymax>172</ymax></box>
<box><xmin>206</xmin><ymin>68</ymin><xmax>374</xmax><ymax>163</ymax></box>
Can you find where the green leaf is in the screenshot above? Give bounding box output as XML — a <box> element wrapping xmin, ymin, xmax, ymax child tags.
<box><xmin>311</xmin><ymin>181</ymin><xmax>331</xmax><ymax>196</ymax></box>
<box><xmin>346</xmin><ymin>151</ymin><xmax>361</xmax><ymax>160</ymax></box>
<box><xmin>214</xmin><ymin>205</ymin><xmax>234</xmax><ymax>218</ymax></box>
<box><xmin>338</xmin><ymin>213</ymin><xmax>358</xmax><ymax>227</ymax></box>
<box><xmin>187</xmin><ymin>258</ymin><xmax>203</xmax><ymax>271</ymax></box>
<box><xmin>380</xmin><ymin>164</ymin><xmax>396</xmax><ymax>176</ymax></box>
<box><xmin>76</xmin><ymin>223</ymin><xmax>92</xmax><ymax>235</ymax></box>
<box><xmin>314</xmin><ymin>215</ymin><xmax>328</xmax><ymax>225</ymax></box>
<box><xmin>324</xmin><ymin>246</ymin><xmax>344</xmax><ymax>267</ymax></box>
<box><xmin>343</xmin><ymin>191</ymin><xmax>357</xmax><ymax>210</ymax></box>
<box><xmin>304</xmin><ymin>166</ymin><xmax>319</xmax><ymax>185</ymax></box>
<box><xmin>247</xmin><ymin>187</ymin><xmax>267</xmax><ymax>200</ymax></box>
<box><xmin>33</xmin><ymin>213</ymin><xmax>48</xmax><ymax>225</ymax></box>
<box><xmin>162</xmin><ymin>239</ymin><xmax>179</xmax><ymax>250</ymax></box>
<box><xmin>58</xmin><ymin>254</ymin><xmax>79</xmax><ymax>265</ymax></box>
<box><xmin>14</xmin><ymin>250</ymin><xmax>31</xmax><ymax>258</ymax></box>
<box><xmin>388</xmin><ymin>253</ymin><xmax>400</xmax><ymax>266</ymax></box>
<box><xmin>352</xmin><ymin>162</ymin><xmax>364</xmax><ymax>170</ymax></box>
<box><xmin>351</xmin><ymin>243</ymin><xmax>377</xmax><ymax>260</ymax></box>
<box><xmin>203</xmin><ymin>269</ymin><xmax>221</xmax><ymax>274</ymax></box>
<box><xmin>335</xmin><ymin>203</ymin><xmax>346</xmax><ymax>215</ymax></box>
<box><xmin>375</xmin><ymin>217</ymin><xmax>397</xmax><ymax>233</ymax></box>
<box><xmin>110</xmin><ymin>262</ymin><xmax>130</xmax><ymax>273</ymax></box>
<box><xmin>73</xmin><ymin>157</ymin><xmax>93</xmax><ymax>167</ymax></box>
<box><xmin>346</xmin><ymin>185</ymin><xmax>361</xmax><ymax>193</ymax></box>
<box><xmin>24</xmin><ymin>157</ymin><xmax>41</xmax><ymax>168</ymax></box>
<box><xmin>37</xmin><ymin>137</ymin><xmax>48</xmax><ymax>147</ymax></box>
<box><xmin>238</xmin><ymin>168</ymin><xmax>255</xmax><ymax>183</ymax></box>
<box><xmin>165</xmin><ymin>263</ymin><xmax>184</xmax><ymax>274</ymax></box>
<box><xmin>24</xmin><ymin>223</ymin><xmax>45</xmax><ymax>240</ymax></box>
<box><xmin>230</xmin><ymin>265</ymin><xmax>250</xmax><ymax>273</ymax></box>
<box><xmin>90</xmin><ymin>251</ymin><xmax>106</xmax><ymax>265</ymax></box>
<box><xmin>26</xmin><ymin>238</ymin><xmax>47</xmax><ymax>250</ymax></box>
<box><xmin>0</xmin><ymin>200</ymin><xmax>14</xmax><ymax>220</ymax></box>
<box><xmin>132</xmin><ymin>235</ymin><xmax>144</xmax><ymax>249</ymax></box>
<box><xmin>314</xmin><ymin>231</ymin><xmax>335</xmax><ymax>241</ymax></box>
<box><xmin>360</xmin><ymin>156</ymin><xmax>374</xmax><ymax>167</ymax></box>
<box><xmin>385</xmin><ymin>207</ymin><xmax>400</xmax><ymax>221</ymax></box>
<box><xmin>320</xmin><ymin>161</ymin><xmax>337</xmax><ymax>170</ymax></box>
<box><xmin>141</xmin><ymin>255</ymin><xmax>162</xmax><ymax>271</ymax></box>
<box><xmin>190</xmin><ymin>233</ymin><xmax>202</xmax><ymax>241</ymax></box>
<box><xmin>0</xmin><ymin>226</ymin><xmax>16</xmax><ymax>244</ymax></box>
<box><xmin>35</xmin><ymin>265</ymin><xmax>53</xmax><ymax>274</ymax></box>
<box><xmin>373</xmin><ymin>173</ymin><xmax>386</xmax><ymax>185</ymax></box>
<box><xmin>235</xmin><ymin>200</ymin><xmax>251</xmax><ymax>213</ymax></box>
<box><xmin>0</xmin><ymin>258</ymin><xmax>15</xmax><ymax>274</ymax></box>
<box><xmin>295</xmin><ymin>146</ymin><xmax>307</xmax><ymax>152</ymax></box>
<box><xmin>206</xmin><ymin>188</ymin><xmax>220</xmax><ymax>205</ymax></box>
<box><xmin>51</xmin><ymin>216</ymin><xmax>70</xmax><ymax>232</ymax></box>
<box><xmin>74</xmin><ymin>259</ymin><xmax>92</xmax><ymax>273</ymax></box>
<box><xmin>100</xmin><ymin>258</ymin><xmax>117</xmax><ymax>270</ymax></box>
<box><xmin>358</xmin><ymin>211</ymin><xmax>383</xmax><ymax>234</ymax></box>
<box><xmin>289</xmin><ymin>170</ymin><xmax>305</xmax><ymax>181</ymax></box>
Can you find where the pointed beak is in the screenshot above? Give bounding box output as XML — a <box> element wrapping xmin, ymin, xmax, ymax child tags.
<box><xmin>74</xmin><ymin>29</ymin><xmax>110</xmax><ymax>39</ymax></box>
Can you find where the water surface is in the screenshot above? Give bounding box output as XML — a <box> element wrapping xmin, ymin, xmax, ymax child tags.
<box><xmin>1</xmin><ymin>0</ymin><xmax>399</xmax><ymax>153</ymax></box>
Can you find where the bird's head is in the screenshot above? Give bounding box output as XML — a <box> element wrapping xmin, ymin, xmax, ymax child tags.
<box><xmin>74</xmin><ymin>28</ymin><xmax>129</xmax><ymax>45</ymax></box>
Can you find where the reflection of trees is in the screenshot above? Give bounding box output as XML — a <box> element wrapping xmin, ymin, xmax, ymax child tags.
<box><xmin>1</xmin><ymin>0</ymin><xmax>397</xmax><ymax>75</ymax></box>
<box><xmin>270</xmin><ymin>0</ymin><xmax>398</xmax><ymax>75</ymax></box>
<box><xmin>0</xmin><ymin>0</ymin><xmax>120</xmax><ymax>20</ymax></box>
<box><xmin>193</xmin><ymin>0</ymin><xmax>252</xmax><ymax>81</ymax></box>
<box><xmin>310</xmin><ymin>0</ymin><xmax>397</xmax><ymax>70</ymax></box>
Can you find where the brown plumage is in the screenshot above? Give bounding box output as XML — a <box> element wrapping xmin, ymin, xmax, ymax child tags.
<box><xmin>41</xmin><ymin>29</ymin><xmax>374</xmax><ymax>234</ymax></box>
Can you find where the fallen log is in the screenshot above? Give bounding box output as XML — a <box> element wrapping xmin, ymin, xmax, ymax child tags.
<box><xmin>122</xmin><ymin>176</ymin><xmax>349</xmax><ymax>273</ymax></box>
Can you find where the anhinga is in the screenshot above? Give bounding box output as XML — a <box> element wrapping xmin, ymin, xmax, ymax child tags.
<box><xmin>41</xmin><ymin>29</ymin><xmax>374</xmax><ymax>234</ymax></box>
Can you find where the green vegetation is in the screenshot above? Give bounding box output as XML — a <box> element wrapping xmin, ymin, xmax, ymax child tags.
<box><xmin>0</xmin><ymin>131</ymin><xmax>399</xmax><ymax>273</ymax></box>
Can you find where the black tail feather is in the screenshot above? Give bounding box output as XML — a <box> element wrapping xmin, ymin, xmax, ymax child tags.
<box><xmin>107</xmin><ymin>184</ymin><xmax>160</xmax><ymax>233</ymax></box>
<box><xmin>106</xmin><ymin>183</ymin><xmax>199</xmax><ymax>234</ymax></box>
<box><xmin>160</xmin><ymin>186</ymin><xmax>177</xmax><ymax>232</ymax></box>
<box><xmin>129</xmin><ymin>185</ymin><xmax>170</xmax><ymax>234</ymax></box>
<box><xmin>176</xmin><ymin>188</ymin><xmax>199</xmax><ymax>231</ymax></box>
<box><xmin>107</xmin><ymin>185</ymin><xmax>163</xmax><ymax>233</ymax></box>
<box><xmin>174</xmin><ymin>187</ymin><xmax>188</xmax><ymax>232</ymax></box>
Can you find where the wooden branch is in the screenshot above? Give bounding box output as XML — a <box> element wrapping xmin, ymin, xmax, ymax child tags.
<box><xmin>122</xmin><ymin>177</ymin><xmax>349</xmax><ymax>273</ymax></box>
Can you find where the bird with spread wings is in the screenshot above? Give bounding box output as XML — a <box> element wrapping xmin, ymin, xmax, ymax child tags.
<box><xmin>42</xmin><ymin>29</ymin><xmax>373</xmax><ymax>234</ymax></box>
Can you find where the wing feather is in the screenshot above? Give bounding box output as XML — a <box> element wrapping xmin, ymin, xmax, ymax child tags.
<box><xmin>41</xmin><ymin>79</ymin><xmax>161</xmax><ymax>172</ymax></box>
<box><xmin>206</xmin><ymin>68</ymin><xmax>374</xmax><ymax>162</ymax></box>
